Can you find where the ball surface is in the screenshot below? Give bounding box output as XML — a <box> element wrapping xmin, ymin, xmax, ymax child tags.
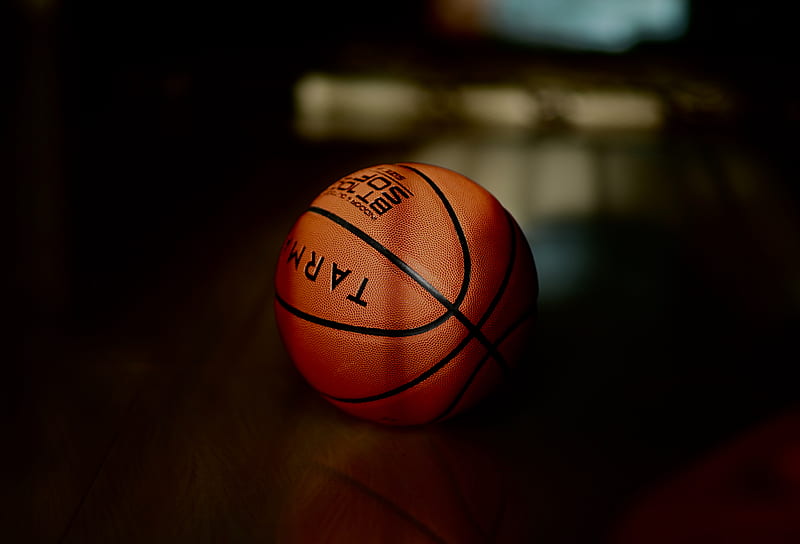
<box><xmin>274</xmin><ymin>163</ymin><xmax>537</xmax><ymax>425</ymax></box>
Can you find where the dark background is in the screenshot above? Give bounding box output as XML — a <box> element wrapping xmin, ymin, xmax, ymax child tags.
<box><xmin>9</xmin><ymin>0</ymin><xmax>799</xmax><ymax>324</ymax></box>
<box><xmin>7</xmin><ymin>1</ymin><xmax>800</xmax><ymax>542</ymax></box>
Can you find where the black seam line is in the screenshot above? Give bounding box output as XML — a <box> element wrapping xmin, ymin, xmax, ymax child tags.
<box><xmin>327</xmin><ymin>323</ymin><xmax>476</xmax><ymax>403</ymax></box>
<box><xmin>308</xmin><ymin>206</ymin><xmax>460</xmax><ymax>317</ymax></box>
<box><xmin>470</xmin><ymin>209</ymin><xmax>518</xmax><ymax>372</ymax></box>
<box><xmin>325</xmin><ymin>209</ymin><xmax>517</xmax><ymax>405</ymax></box>
<box><xmin>277</xmin><ymin>163</ymin><xmax>471</xmax><ymax>338</ymax></box>
<box><xmin>307</xmin><ymin>206</ymin><xmax>506</xmax><ymax>370</ymax></box>
<box><xmin>275</xmin><ymin>164</ymin><xmax>471</xmax><ymax>340</ymax></box>
<box><xmin>432</xmin><ymin>305</ymin><xmax>537</xmax><ymax>423</ymax></box>
<box><xmin>397</xmin><ymin>163</ymin><xmax>471</xmax><ymax>309</ymax></box>
<box><xmin>275</xmin><ymin>293</ymin><xmax>453</xmax><ymax>337</ymax></box>
<box><xmin>430</xmin><ymin>213</ymin><xmax>522</xmax><ymax>421</ymax></box>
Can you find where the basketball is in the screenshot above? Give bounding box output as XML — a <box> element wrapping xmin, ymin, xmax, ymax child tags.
<box><xmin>274</xmin><ymin>162</ymin><xmax>538</xmax><ymax>426</ymax></box>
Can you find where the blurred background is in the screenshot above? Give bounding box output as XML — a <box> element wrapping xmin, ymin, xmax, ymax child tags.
<box><xmin>9</xmin><ymin>0</ymin><xmax>799</xmax><ymax>326</ymax></box>
<box><xmin>7</xmin><ymin>0</ymin><xmax>800</xmax><ymax>542</ymax></box>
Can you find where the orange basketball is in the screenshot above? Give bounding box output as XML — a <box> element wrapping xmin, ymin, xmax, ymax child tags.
<box><xmin>274</xmin><ymin>163</ymin><xmax>538</xmax><ymax>426</ymax></box>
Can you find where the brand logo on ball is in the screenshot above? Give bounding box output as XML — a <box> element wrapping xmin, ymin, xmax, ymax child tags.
<box><xmin>321</xmin><ymin>166</ymin><xmax>414</xmax><ymax>220</ymax></box>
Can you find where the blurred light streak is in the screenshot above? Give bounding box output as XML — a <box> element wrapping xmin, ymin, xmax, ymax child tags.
<box><xmin>294</xmin><ymin>73</ymin><xmax>427</xmax><ymax>140</ymax></box>
<box><xmin>294</xmin><ymin>73</ymin><xmax>665</xmax><ymax>140</ymax></box>
<box><xmin>527</xmin><ymin>141</ymin><xmax>597</xmax><ymax>219</ymax></box>
<box><xmin>404</xmin><ymin>135</ymin><xmax>690</xmax><ymax>230</ymax></box>
<box><xmin>294</xmin><ymin>70</ymin><xmax>678</xmax><ymax>305</ymax></box>
<box><xmin>408</xmin><ymin>137</ymin><xmax>600</xmax><ymax>302</ymax></box>
<box><xmin>461</xmin><ymin>142</ymin><xmax>532</xmax><ymax>223</ymax></box>
<box><xmin>457</xmin><ymin>84</ymin><xmax>540</xmax><ymax>128</ymax></box>
<box><xmin>564</xmin><ymin>90</ymin><xmax>663</xmax><ymax>130</ymax></box>
<box><xmin>407</xmin><ymin>137</ymin><xmax>600</xmax><ymax>226</ymax></box>
<box><xmin>406</xmin><ymin>133</ymin><xmax>688</xmax><ymax>305</ymax></box>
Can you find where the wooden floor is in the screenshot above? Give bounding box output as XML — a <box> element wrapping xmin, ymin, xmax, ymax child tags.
<box><xmin>7</xmin><ymin>14</ymin><xmax>800</xmax><ymax>542</ymax></box>
<box><xmin>10</xmin><ymin>124</ymin><xmax>800</xmax><ymax>542</ymax></box>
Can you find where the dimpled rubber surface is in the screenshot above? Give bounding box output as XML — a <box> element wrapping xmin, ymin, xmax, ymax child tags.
<box><xmin>274</xmin><ymin>162</ymin><xmax>538</xmax><ymax>425</ymax></box>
